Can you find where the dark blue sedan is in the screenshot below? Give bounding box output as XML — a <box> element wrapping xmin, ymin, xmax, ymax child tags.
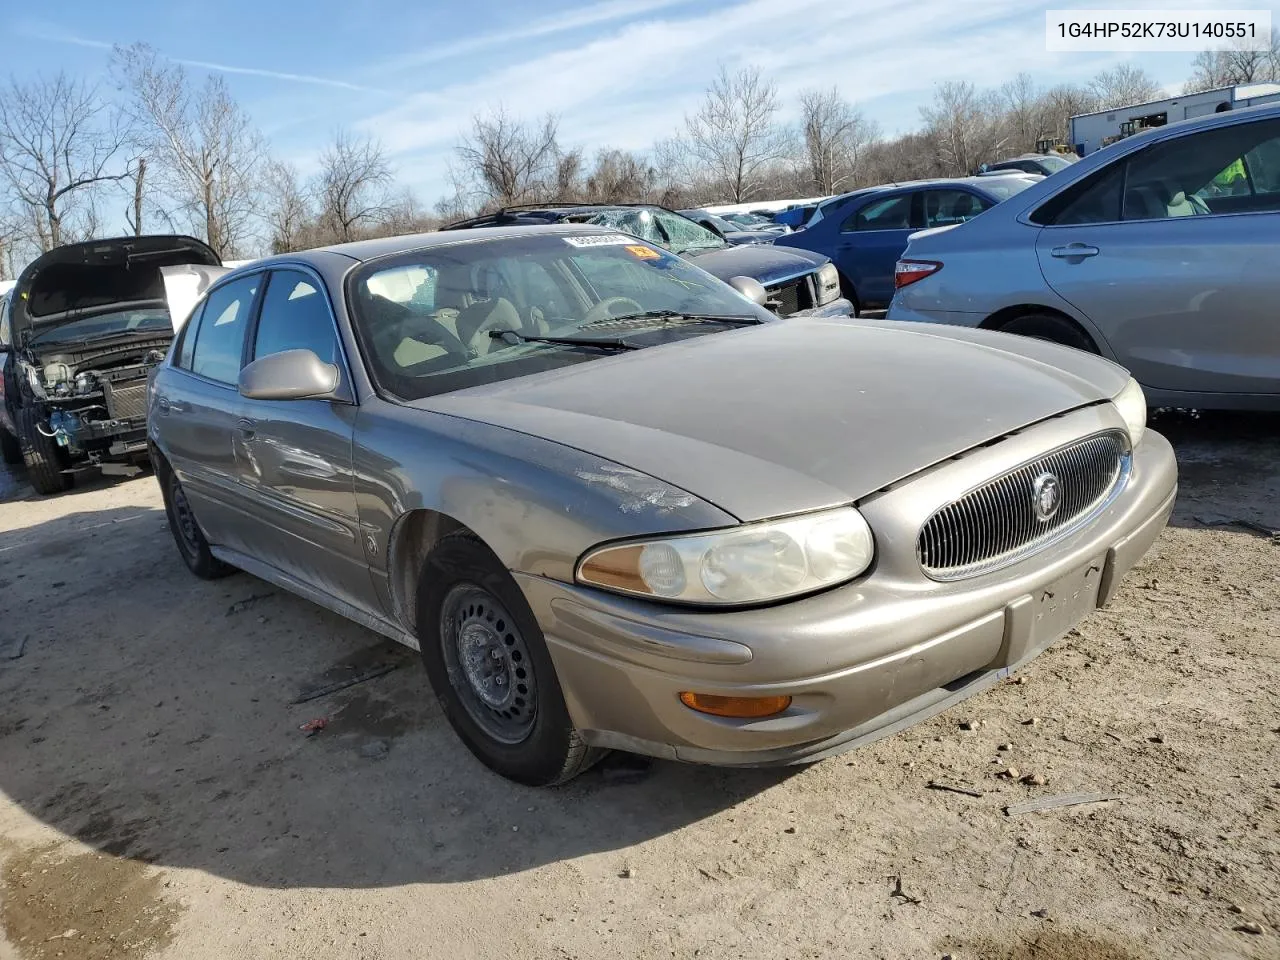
<box><xmin>773</xmin><ymin>175</ymin><xmax>1039</xmax><ymax>314</ymax></box>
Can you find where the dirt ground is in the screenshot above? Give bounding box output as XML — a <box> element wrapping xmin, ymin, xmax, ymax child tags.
<box><xmin>0</xmin><ymin>410</ymin><xmax>1277</xmax><ymax>960</ymax></box>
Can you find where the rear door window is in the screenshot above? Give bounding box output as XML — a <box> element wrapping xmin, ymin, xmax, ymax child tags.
<box><xmin>1034</xmin><ymin>165</ymin><xmax>1124</xmax><ymax>225</ymax></box>
<box><xmin>190</xmin><ymin>274</ymin><xmax>259</xmax><ymax>385</ymax></box>
<box><xmin>922</xmin><ymin>190</ymin><xmax>991</xmax><ymax>228</ymax></box>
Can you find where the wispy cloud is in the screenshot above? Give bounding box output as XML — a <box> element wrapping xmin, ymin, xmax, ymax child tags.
<box><xmin>371</xmin><ymin>0</ymin><xmax>702</xmax><ymax>73</ymax></box>
<box><xmin>18</xmin><ymin>22</ymin><xmax>388</xmax><ymax>94</ymax></box>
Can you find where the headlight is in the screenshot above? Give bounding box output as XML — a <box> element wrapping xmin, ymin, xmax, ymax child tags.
<box><xmin>815</xmin><ymin>263</ymin><xmax>841</xmax><ymax>305</ymax></box>
<box><xmin>1112</xmin><ymin>377</ymin><xmax>1147</xmax><ymax>447</ymax></box>
<box><xmin>576</xmin><ymin>507</ymin><xmax>874</xmax><ymax>605</ymax></box>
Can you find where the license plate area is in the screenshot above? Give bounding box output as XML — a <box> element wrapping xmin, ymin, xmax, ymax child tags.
<box><xmin>1031</xmin><ymin>560</ymin><xmax>1103</xmax><ymax>646</ymax></box>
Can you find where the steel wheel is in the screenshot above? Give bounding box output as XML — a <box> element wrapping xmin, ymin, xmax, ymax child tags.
<box><xmin>170</xmin><ymin>476</ymin><xmax>203</xmax><ymax>559</ymax></box>
<box><xmin>439</xmin><ymin>584</ymin><xmax>538</xmax><ymax>744</ymax></box>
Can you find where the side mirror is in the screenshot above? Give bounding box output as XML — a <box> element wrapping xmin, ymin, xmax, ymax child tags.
<box><xmin>239</xmin><ymin>349</ymin><xmax>339</xmax><ymax>401</ymax></box>
<box><xmin>728</xmin><ymin>276</ymin><xmax>768</xmax><ymax>306</ymax></box>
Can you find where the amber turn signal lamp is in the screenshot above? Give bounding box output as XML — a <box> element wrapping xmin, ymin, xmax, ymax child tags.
<box><xmin>679</xmin><ymin>692</ymin><xmax>792</xmax><ymax>719</ymax></box>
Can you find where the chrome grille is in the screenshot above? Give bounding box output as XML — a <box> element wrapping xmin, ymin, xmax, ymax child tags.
<box><xmin>766</xmin><ymin>277</ymin><xmax>814</xmax><ymax>317</ymax></box>
<box><xmin>917</xmin><ymin>431</ymin><xmax>1129</xmax><ymax>580</ymax></box>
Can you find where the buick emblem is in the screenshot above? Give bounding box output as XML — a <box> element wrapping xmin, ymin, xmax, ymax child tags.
<box><xmin>1032</xmin><ymin>473</ymin><xmax>1062</xmax><ymax>522</ymax></box>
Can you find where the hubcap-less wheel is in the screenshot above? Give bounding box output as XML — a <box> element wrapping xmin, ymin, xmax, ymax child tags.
<box><xmin>440</xmin><ymin>584</ymin><xmax>538</xmax><ymax>744</ymax></box>
<box><xmin>171</xmin><ymin>478</ymin><xmax>202</xmax><ymax>557</ymax></box>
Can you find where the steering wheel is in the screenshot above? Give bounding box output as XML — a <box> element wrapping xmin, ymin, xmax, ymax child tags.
<box><xmin>583</xmin><ymin>297</ymin><xmax>643</xmax><ymax>325</ymax></box>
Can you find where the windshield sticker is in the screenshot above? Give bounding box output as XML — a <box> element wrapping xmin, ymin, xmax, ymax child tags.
<box><xmin>563</xmin><ymin>234</ymin><xmax>635</xmax><ymax>248</ymax></box>
<box><xmin>624</xmin><ymin>244</ymin><xmax>662</xmax><ymax>260</ymax></box>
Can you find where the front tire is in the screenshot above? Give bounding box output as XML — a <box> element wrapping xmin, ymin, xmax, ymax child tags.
<box><xmin>416</xmin><ymin>534</ymin><xmax>602</xmax><ymax>786</ymax></box>
<box><xmin>17</xmin><ymin>407</ymin><xmax>73</xmax><ymax>495</ymax></box>
<box><xmin>997</xmin><ymin>312</ymin><xmax>1097</xmax><ymax>353</ymax></box>
<box><xmin>161</xmin><ymin>469</ymin><xmax>233</xmax><ymax>579</ymax></box>
<box><xmin>0</xmin><ymin>427</ymin><xmax>21</xmax><ymax>466</ymax></box>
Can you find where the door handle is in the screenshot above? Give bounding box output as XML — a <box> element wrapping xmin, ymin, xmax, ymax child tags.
<box><xmin>156</xmin><ymin>396</ymin><xmax>169</xmax><ymax>413</ymax></box>
<box><xmin>236</xmin><ymin>418</ymin><xmax>256</xmax><ymax>441</ymax></box>
<box><xmin>1050</xmin><ymin>243</ymin><xmax>1100</xmax><ymax>259</ymax></box>
<box><xmin>156</xmin><ymin>397</ymin><xmax>187</xmax><ymax>414</ymax></box>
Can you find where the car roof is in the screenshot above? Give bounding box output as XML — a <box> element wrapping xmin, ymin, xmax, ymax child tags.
<box><xmin>247</xmin><ymin>223</ymin><xmax>640</xmax><ymax>267</ymax></box>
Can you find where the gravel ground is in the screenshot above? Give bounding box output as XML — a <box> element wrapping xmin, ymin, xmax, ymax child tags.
<box><xmin>0</xmin><ymin>410</ymin><xmax>1276</xmax><ymax>960</ymax></box>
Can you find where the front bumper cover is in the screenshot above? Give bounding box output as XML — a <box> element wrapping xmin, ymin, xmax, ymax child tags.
<box><xmin>515</xmin><ymin>408</ymin><xmax>1178</xmax><ymax>766</ymax></box>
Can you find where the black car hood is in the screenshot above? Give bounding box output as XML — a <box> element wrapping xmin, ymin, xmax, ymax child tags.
<box><xmin>11</xmin><ymin>235</ymin><xmax>221</xmax><ymax>346</ymax></box>
<box><xmin>722</xmin><ymin>230</ymin><xmax>778</xmax><ymax>245</ymax></box>
<box><xmin>684</xmin><ymin>242</ymin><xmax>827</xmax><ymax>286</ymax></box>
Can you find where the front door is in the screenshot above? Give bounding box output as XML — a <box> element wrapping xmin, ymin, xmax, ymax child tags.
<box><xmin>152</xmin><ymin>272</ymin><xmax>262</xmax><ymax>554</ymax></box>
<box><xmin>1036</xmin><ymin>116</ymin><xmax>1280</xmax><ymax>397</ymax></box>
<box><xmin>835</xmin><ymin>191</ymin><xmax>918</xmax><ymax>307</ymax></box>
<box><xmin>232</xmin><ymin>267</ymin><xmax>376</xmax><ymax>612</ymax></box>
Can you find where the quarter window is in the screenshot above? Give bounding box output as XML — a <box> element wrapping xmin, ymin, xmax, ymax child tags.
<box><xmin>845</xmin><ymin>194</ymin><xmax>913</xmax><ymax>231</ymax></box>
<box><xmin>189</xmin><ymin>274</ymin><xmax>259</xmax><ymax>384</ymax></box>
<box><xmin>253</xmin><ymin>269</ymin><xmax>340</xmax><ymax>365</ymax></box>
<box><xmin>1034</xmin><ymin>165</ymin><xmax>1124</xmax><ymax>225</ymax></box>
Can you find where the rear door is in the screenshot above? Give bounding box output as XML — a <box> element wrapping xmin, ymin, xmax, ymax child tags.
<box><xmin>232</xmin><ymin>267</ymin><xmax>374</xmax><ymax>610</ymax></box>
<box><xmin>152</xmin><ymin>272</ymin><xmax>262</xmax><ymax>553</ymax></box>
<box><xmin>835</xmin><ymin>191</ymin><xmax>920</xmax><ymax>306</ymax></box>
<box><xmin>1035</xmin><ymin>117</ymin><xmax>1280</xmax><ymax>396</ymax></box>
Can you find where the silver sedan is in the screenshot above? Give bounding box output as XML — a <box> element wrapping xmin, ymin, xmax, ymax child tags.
<box><xmin>149</xmin><ymin>224</ymin><xmax>1178</xmax><ymax>785</ymax></box>
<box><xmin>889</xmin><ymin>102</ymin><xmax>1280</xmax><ymax>411</ymax></box>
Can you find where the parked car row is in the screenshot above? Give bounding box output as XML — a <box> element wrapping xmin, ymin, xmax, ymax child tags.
<box><xmin>890</xmin><ymin>101</ymin><xmax>1280</xmax><ymax>411</ymax></box>
<box><xmin>772</xmin><ymin>174</ymin><xmax>1041</xmax><ymax>313</ymax></box>
<box><xmin>443</xmin><ymin>203</ymin><xmax>851</xmax><ymax>319</ymax></box>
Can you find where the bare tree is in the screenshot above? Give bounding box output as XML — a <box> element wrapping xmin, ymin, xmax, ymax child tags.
<box><xmin>455</xmin><ymin>108</ymin><xmax>562</xmax><ymax>209</ymax></box>
<box><xmin>113</xmin><ymin>43</ymin><xmax>266</xmax><ymax>257</ymax></box>
<box><xmin>1184</xmin><ymin>30</ymin><xmax>1280</xmax><ymax>92</ymax></box>
<box><xmin>681</xmin><ymin>66</ymin><xmax>790</xmax><ymax>202</ymax></box>
<box><xmin>799</xmin><ymin>87</ymin><xmax>879</xmax><ymax>193</ymax></box>
<box><xmin>262</xmin><ymin>160</ymin><xmax>313</xmax><ymax>253</ymax></box>
<box><xmin>921</xmin><ymin>81</ymin><xmax>1009</xmax><ymax>175</ymax></box>
<box><xmin>0</xmin><ymin>73</ymin><xmax>133</xmax><ymax>251</ymax></box>
<box><xmin>317</xmin><ymin>130</ymin><xmax>393</xmax><ymax>243</ymax></box>
<box><xmin>1089</xmin><ymin>64</ymin><xmax>1164</xmax><ymax>110</ymax></box>
<box><xmin>585</xmin><ymin>148</ymin><xmax>655</xmax><ymax>202</ymax></box>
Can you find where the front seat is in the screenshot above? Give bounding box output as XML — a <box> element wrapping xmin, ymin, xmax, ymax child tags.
<box><xmin>952</xmin><ymin>193</ymin><xmax>976</xmax><ymax>222</ymax></box>
<box><xmin>455</xmin><ymin>297</ymin><xmax>523</xmax><ymax>356</ymax></box>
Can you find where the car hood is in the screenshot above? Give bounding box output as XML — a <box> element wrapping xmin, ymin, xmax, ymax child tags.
<box><xmin>684</xmin><ymin>243</ymin><xmax>826</xmax><ymax>286</ymax></box>
<box><xmin>723</xmin><ymin>230</ymin><xmax>777</xmax><ymax>245</ymax></box>
<box><xmin>419</xmin><ymin>318</ymin><xmax>1130</xmax><ymax>523</ymax></box>
<box><xmin>11</xmin><ymin>235</ymin><xmax>221</xmax><ymax>344</ymax></box>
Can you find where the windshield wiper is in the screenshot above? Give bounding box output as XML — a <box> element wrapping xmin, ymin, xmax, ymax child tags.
<box><xmin>587</xmin><ymin>310</ymin><xmax>763</xmax><ymax>327</ymax></box>
<box><xmin>488</xmin><ymin>329</ymin><xmax>639</xmax><ymax>351</ymax></box>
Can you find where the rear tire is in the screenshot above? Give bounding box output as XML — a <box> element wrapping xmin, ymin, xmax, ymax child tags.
<box><xmin>17</xmin><ymin>407</ymin><xmax>73</xmax><ymax>496</ymax></box>
<box><xmin>161</xmin><ymin>468</ymin><xmax>234</xmax><ymax>579</ymax></box>
<box><xmin>997</xmin><ymin>312</ymin><xmax>1097</xmax><ymax>353</ymax></box>
<box><xmin>0</xmin><ymin>428</ymin><xmax>21</xmax><ymax>466</ymax></box>
<box><xmin>416</xmin><ymin>533</ymin><xmax>603</xmax><ymax>786</ymax></box>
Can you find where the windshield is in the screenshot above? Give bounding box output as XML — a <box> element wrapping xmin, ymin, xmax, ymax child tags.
<box><xmin>349</xmin><ymin>233</ymin><xmax>769</xmax><ymax>401</ymax></box>
<box><xmin>28</xmin><ymin>307</ymin><xmax>171</xmax><ymax>346</ymax></box>
<box><xmin>977</xmin><ymin>177</ymin><xmax>1038</xmax><ymax>200</ymax></box>
<box><xmin>571</xmin><ymin>207</ymin><xmax>726</xmax><ymax>256</ymax></box>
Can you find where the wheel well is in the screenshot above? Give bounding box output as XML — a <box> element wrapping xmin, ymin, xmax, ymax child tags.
<box><xmin>386</xmin><ymin>509</ymin><xmax>473</xmax><ymax>632</ymax></box>
<box><xmin>980</xmin><ymin>305</ymin><xmax>1099</xmax><ymax>351</ymax></box>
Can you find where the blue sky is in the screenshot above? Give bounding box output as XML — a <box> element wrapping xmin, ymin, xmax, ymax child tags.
<box><xmin>8</xmin><ymin>0</ymin><xmax>1279</xmax><ymax>203</ymax></box>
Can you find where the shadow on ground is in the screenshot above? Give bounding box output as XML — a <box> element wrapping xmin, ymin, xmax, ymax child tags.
<box><xmin>0</xmin><ymin>490</ymin><xmax>789</xmax><ymax>891</ymax></box>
